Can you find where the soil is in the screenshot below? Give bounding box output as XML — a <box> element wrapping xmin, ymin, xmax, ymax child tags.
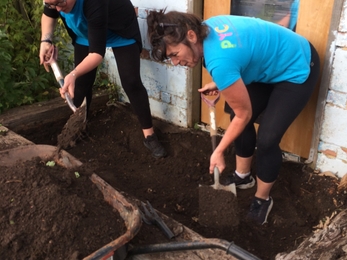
<box><xmin>3</xmin><ymin>100</ymin><xmax>347</xmax><ymax>260</ymax></box>
<box><xmin>198</xmin><ymin>185</ymin><xmax>239</xmax><ymax>227</ymax></box>
<box><xmin>57</xmin><ymin>104</ymin><xmax>87</xmax><ymax>150</ymax></box>
<box><xmin>0</xmin><ymin>159</ymin><xmax>127</xmax><ymax>260</ymax></box>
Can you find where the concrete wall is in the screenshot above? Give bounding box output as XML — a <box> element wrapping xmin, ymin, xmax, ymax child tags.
<box><xmin>316</xmin><ymin>0</ymin><xmax>347</xmax><ymax>178</ymax></box>
<box><xmin>101</xmin><ymin>0</ymin><xmax>201</xmax><ymax>127</ymax></box>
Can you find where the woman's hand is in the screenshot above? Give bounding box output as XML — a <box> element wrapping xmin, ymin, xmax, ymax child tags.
<box><xmin>198</xmin><ymin>81</ymin><xmax>219</xmax><ymax>96</ymax></box>
<box><xmin>60</xmin><ymin>71</ymin><xmax>76</xmax><ymax>99</ymax></box>
<box><xmin>209</xmin><ymin>149</ymin><xmax>226</xmax><ymax>174</ymax></box>
<box><xmin>39</xmin><ymin>42</ymin><xmax>54</xmax><ymax>72</ymax></box>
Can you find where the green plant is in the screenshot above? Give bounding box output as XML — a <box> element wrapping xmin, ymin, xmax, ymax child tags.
<box><xmin>0</xmin><ymin>0</ymin><xmax>74</xmax><ymax>114</ymax></box>
<box><xmin>93</xmin><ymin>69</ymin><xmax>120</xmax><ymax>102</ymax></box>
<box><xmin>0</xmin><ymin>31</ymin><xmax>15</xmax><ymax>113</ymax></box>
<box><xmin>194</xmin><ymin>122</ymin><xmax>201</xmax><ymax>130</ymax></box>
<box><xmin>0</xmin><ymin>0</ymin><xmax>56</xmax><ymax>113</ymax></box>
<box><xmin>46</xmin><ymin>161</ymin><xmax>55</xmax><ymax>167</ymax></box>
<box><xmin>0</xmin><ymin>0</ymin><xmax>116</xmax><ymax>114</ymax></box>
<box><xmin>54</xmin><ymin>19</ymin><xmax>74</xmax><ymax>73</ymax></box>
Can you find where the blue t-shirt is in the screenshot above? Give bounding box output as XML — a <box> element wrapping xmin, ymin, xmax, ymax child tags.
<box><xmin>203</xmin><ymin>15</ymin><xmax>311</xmax><ymax>90</ymax></box>
<box><xmin>60</xmin><ymin>0</ymin><xmax>135</xmax><ymax>48</ymax></box>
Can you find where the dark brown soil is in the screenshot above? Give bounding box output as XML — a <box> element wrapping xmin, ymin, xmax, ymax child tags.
<box><xmin>0</xmin><ymin>158</ymin><xmax>127</xmax><ymax>260</ymax></box>
<box><xmin>198</xmin><ymin>185</ymin><xmax>239</xmax><ymax>227</ymax></box>
<box><xmin>5</xmin><ymin>101</ymin><xmax>347</xmax><ymax>260</ymax></box>
<box><xmin>57</xmin><ymin>104</ymin><xmax>87</xmax><ymax>150</ymax></box>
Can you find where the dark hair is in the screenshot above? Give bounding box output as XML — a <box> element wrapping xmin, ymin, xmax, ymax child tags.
<box><xmin>147</xmin><ymin>9</ymin><xmax>209</xmax><ymax>61</ymax></box>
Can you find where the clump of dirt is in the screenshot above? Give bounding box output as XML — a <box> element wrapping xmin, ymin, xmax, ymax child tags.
<box><xmin>0</xmin><ymin>158</ymin><xmax>126</xmax><ymax>259</ymax></box>
<box><xmin>14</xmin><ymin>102</ymin><xmax>347</xmax><ymax>260</ymax></box>
<box><xmin>57</xmin><ymin>105</ymin><xmax>87</xmax><ymax>150</ymax></box>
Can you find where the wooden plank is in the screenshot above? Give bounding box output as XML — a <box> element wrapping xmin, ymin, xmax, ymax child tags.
<box><xmin>0</xmin><ymin>126</ymin><xmax>33</xmax><ymax>151</ymax></box>
<box><xmin>201</xmin><ymin>0</ymin><xmax>231</xmax><ymax>128</ymax></box>
<box><xmin>187</xmin><ymin>0</ymin><xmax>203</xmax><ymax>128</ymax></box>
<box><xmin>203</xmin><ymin>0</ymin><xmax>231</xmax><ymax>19</ymax></box>
<box><xmin>280</xmin><ymin>0</ymin><xmax>334</xmax><ymax>158</ymax></box>
<box><xmin>0</xmin><ymin>91</ymin><xmax>110</xmax><ymax>133</ymax></box>
<box><xmin>308</xmin><ymin>0</ymin><xmax>345</xmax><ymax>166</ymax></box>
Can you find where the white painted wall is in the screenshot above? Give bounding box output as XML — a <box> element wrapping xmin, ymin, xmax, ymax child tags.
<box><xmin>316</xmin><ymin>0</ymin><xmax>347</xmax><ymax>177</ymax></box>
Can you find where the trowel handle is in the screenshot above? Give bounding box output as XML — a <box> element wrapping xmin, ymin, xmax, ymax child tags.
<box><xmin>209</xmin><ymin>106</ymin><xmax>218</xmax><ymax>152</ymax></box>
<box><xmin>200</xmin><ymin>92</ymin><xmax>220</xmax><ymax>107</ymax></box>
<box><xmin>50</xmin><ymin>61</ymin><xmax>77</xmax><ymax>112</ymax></box>
<box><xmin>214</xmin><ymin>166</ymin><xmax>220</xmax><ymax>186</ymax></box>
<box><xmin>45</xmin><ymin>45</ymin><xmax>77</xmax><ymax>112</ymax></box>
<box><xmin>209</xmin><ymin>105</ymin><xmax>218</xmax><ymax>137</ymax></box>
<box><xmin>206</xmin><ymin>97</ymin><xmax>220</xmax><ymax>184</ymax></box>
<box><xmin>201</xmin><ymin>92</ymin><xmax>221</xmax><ymax>185</ymax></box>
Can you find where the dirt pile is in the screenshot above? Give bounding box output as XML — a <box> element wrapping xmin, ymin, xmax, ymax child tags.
<box><xmin>7</xmin><ymin>101</ymin><xmax>347</xmax><ymax>259</ymax></box>
<box><xmin>0</xmin><ymin>158</ymin><xmax>126</xmax><ymax>259</ymax></box>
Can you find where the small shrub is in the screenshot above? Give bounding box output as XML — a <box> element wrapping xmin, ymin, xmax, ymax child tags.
<box><xmin>0</xmin><ymin>0</ymin><xmax>116</xmax><ymax>114</ymax></box>
<box><xmin>0</xmin><ymin>0</ymin><xmax>61</xmax><ymax>114</ymax></box>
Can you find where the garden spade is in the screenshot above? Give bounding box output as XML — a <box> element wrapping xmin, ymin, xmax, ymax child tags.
<box><xmin>199</xmin><ymin>92</ymin><xmax>238</xmax><ymax>228</ymax></box>
<box><xmin>201</xmin><ymin>92</ymin><xmax>236</xmax><ymax>195</ymax></box>
<box><xmin>45</xmin><ymin>45</ymin><xmax>87</xmax><ymax>149</ymax></box>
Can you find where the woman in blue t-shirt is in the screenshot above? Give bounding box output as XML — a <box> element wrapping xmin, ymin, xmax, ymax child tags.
<box><xmin>39</xmin><ymin>0</ymin><xmax>166</xmax><ymax>158</ymax></box>
<box><xmin>147</xmin><ymin>10</ymin><xmax>320</xmax><ymax>225</ymax></box>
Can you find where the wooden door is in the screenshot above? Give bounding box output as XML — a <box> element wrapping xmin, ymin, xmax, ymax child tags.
<box><xmin>201</xmin><ymin>0</ymin><xmax>334</xmax><ymax>158</ymax></box>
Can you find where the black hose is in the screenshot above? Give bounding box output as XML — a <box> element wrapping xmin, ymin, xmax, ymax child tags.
<box><xmin>127</xmin><ymin>238</ymin><xmax>261</xmax><ymax>260</ymax></box>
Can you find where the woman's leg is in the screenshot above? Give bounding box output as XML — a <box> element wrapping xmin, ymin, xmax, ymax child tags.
<box><xmin>112</xmin><ymin>43</ymin><xmax>166</xmax><ymax>158</ymax></box>
<box><xmin>256</xmin><ymin>43</ymin><xmax>320</xmax><ymax>187</ymax></box>
<box><xmin>112</xmin><ymin>44</ymin><xmax>152</xmax><ymax>131</ymax></box>
<box><xmin>234</xmin><ymin>83</ymin><xmax>274</xmax><ymax>170</ymax></box>
<box><xmin>255</xmin><ymin>79</ymin><xmax>317</xmax><ymax>198</ymax></box>
<box><xmin>248</xmin><ymin>43</ymin><xmax>320</xmax><ymax>225</ymax></box>
<box><xmin>224</xmin><ymin>83</ymin><xmax>273</xmax><ymax>188</ymax></box>
<box><xmin>73</xmin><ymin>44</ymin><xmax>97</xmax><ymax>117</ymax></box>
<box><xmin>248</xmin><ymin>78</ymin><xmax>317</xmax><ymax>224</ymax></box>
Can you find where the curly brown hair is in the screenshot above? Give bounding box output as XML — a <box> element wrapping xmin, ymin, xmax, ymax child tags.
<box><xmin>147</xmin><ymin>9</ymin><xmax>209</xmax><ymax>61</ymax></box>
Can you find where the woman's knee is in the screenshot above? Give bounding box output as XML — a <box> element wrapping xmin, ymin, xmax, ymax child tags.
<box><xmin>256</xmin><ymin>131</ymin><xmax>281</xmax><ymax>155</ymax></box>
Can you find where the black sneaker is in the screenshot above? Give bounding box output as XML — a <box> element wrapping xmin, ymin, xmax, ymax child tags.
<box><xmin>247</xmin><ymin>196</ymin><xmax>273</xmax><ymax>225</ymax></box>
<box><xmin>224</xmin><ymin>172</ymin><xmax>255</xmax><ymax>189</ymax></box>
<box><xmin>143</xmin><ymin>133</ymin><xmax>167</xmax><ymax>158</ymax></box>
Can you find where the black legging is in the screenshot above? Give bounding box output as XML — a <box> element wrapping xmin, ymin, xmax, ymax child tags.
<box><xmin>224</xmin><ymin>43</ymin><xmax>320</xmax><ymax>183</ymax></box>
<box><xmin>73</xmin><ymin>43</ymin><xmax>153</xmax><ymax>129</ymax></box>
